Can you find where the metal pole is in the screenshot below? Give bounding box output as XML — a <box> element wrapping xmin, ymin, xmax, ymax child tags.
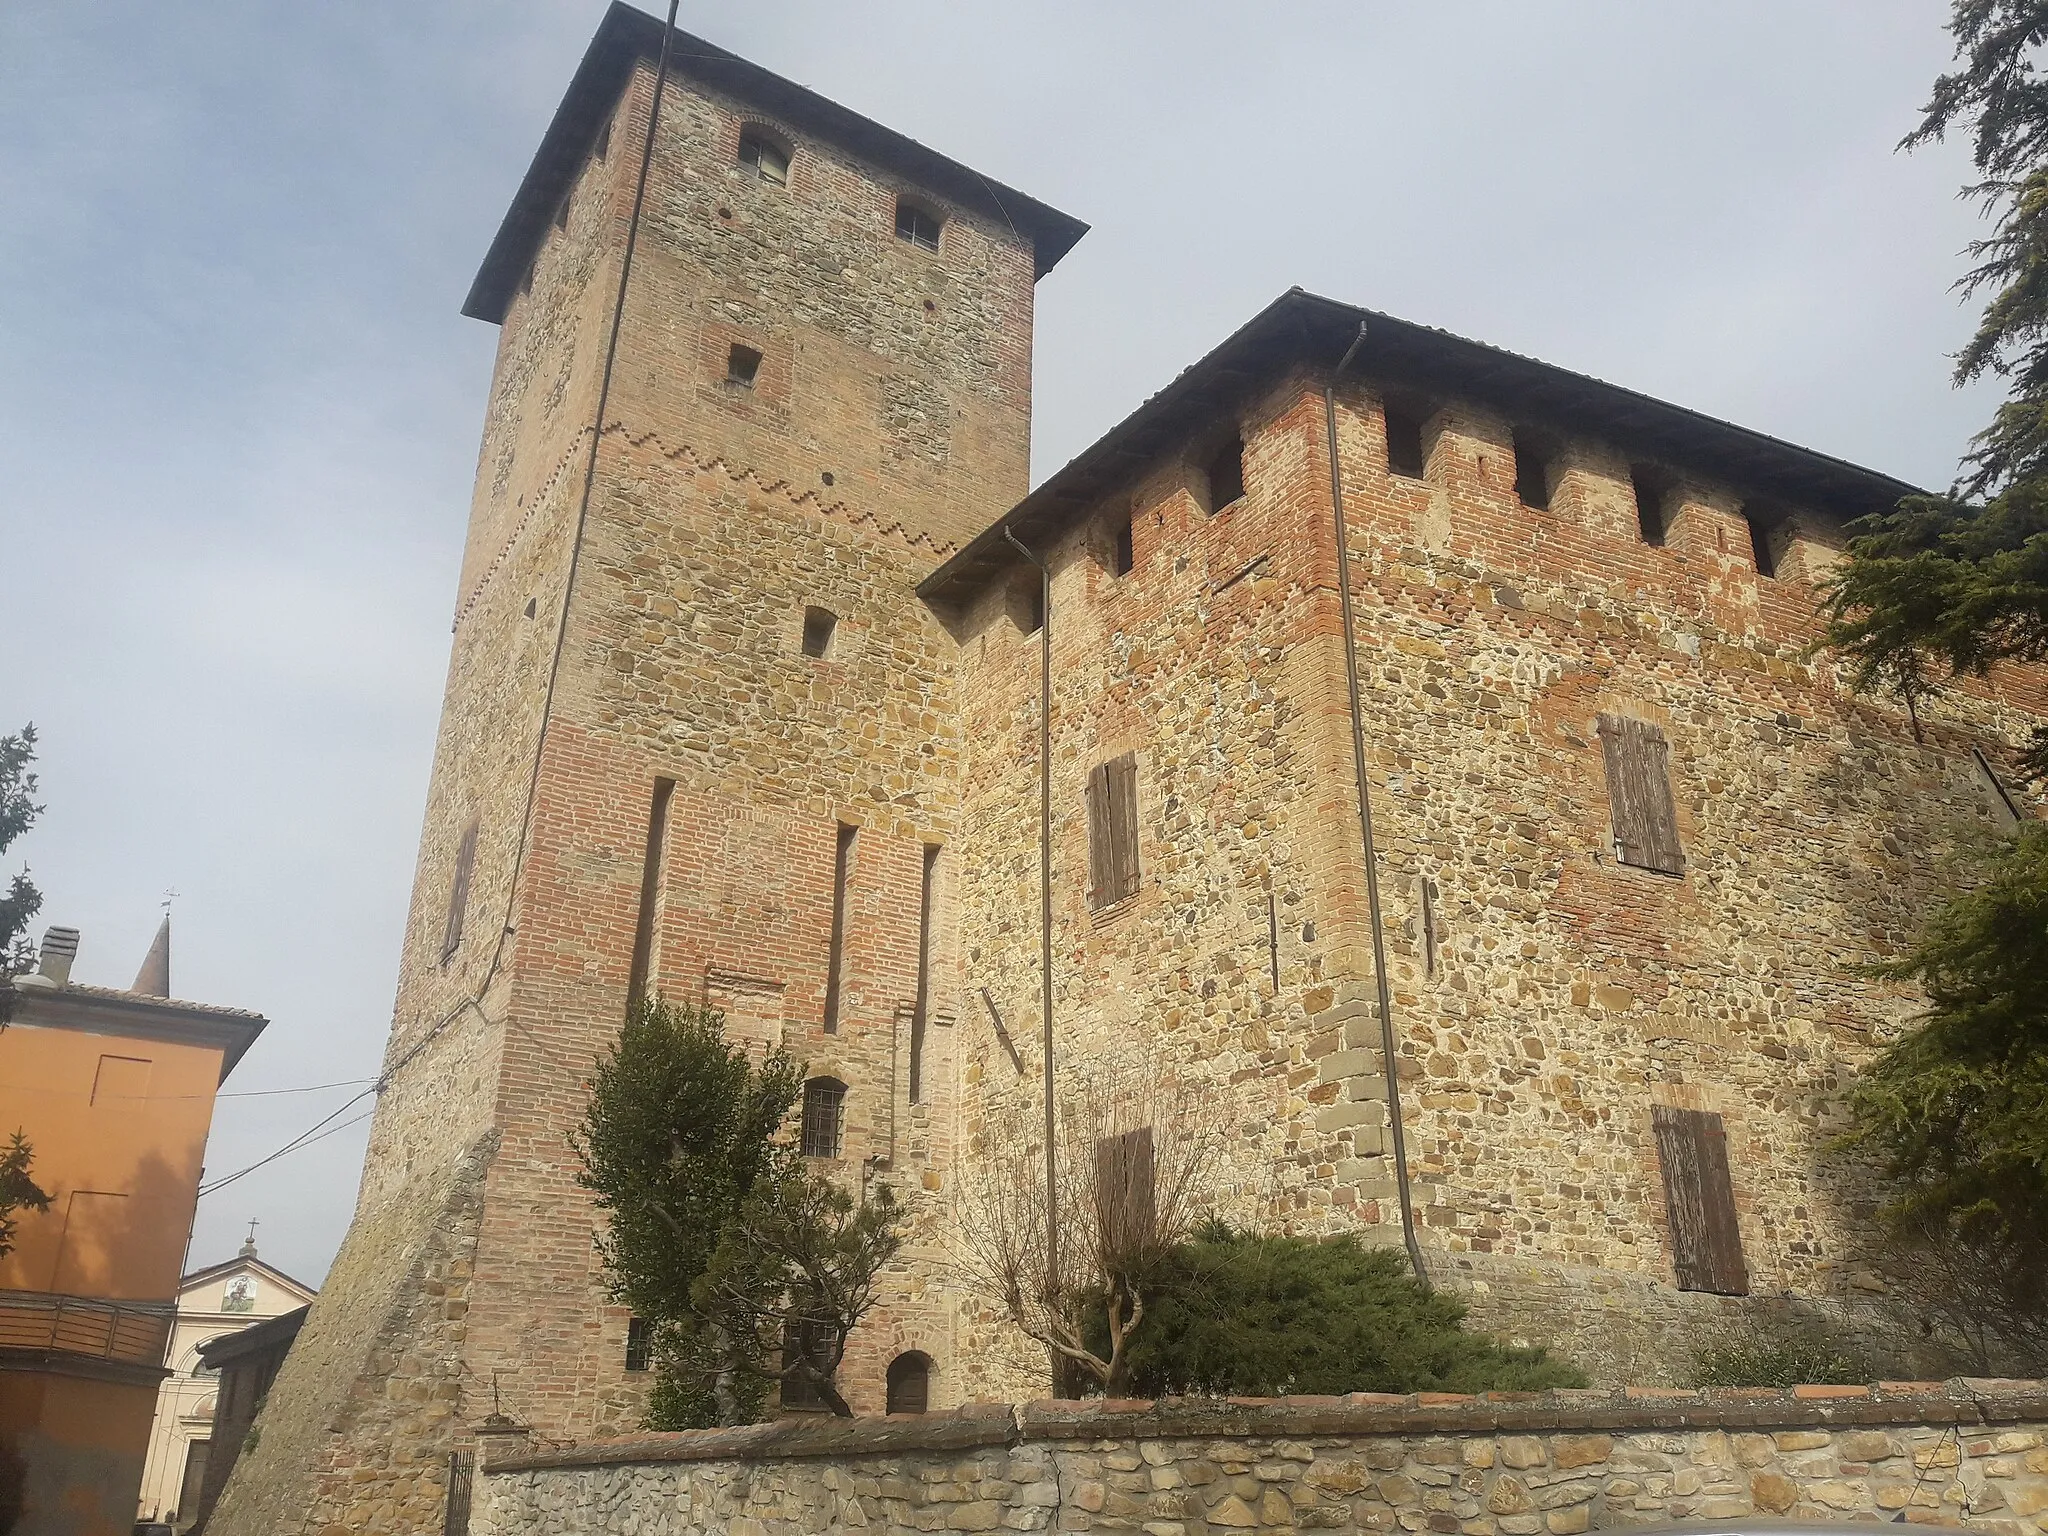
<box><xmin>1004</xmin><ymin>526</ymin><xmax>1059</xmax><ymax>1388</ymax></box>
<box><xmin>1323</xmin><ymin>325</ymin><xmax>1429</xmax><ymax>1288</ymax></box>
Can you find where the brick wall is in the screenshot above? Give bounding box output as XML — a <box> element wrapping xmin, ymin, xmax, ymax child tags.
<box><xmin>214</xmin><ymin>44</ymin><xmax>1040</xmax><ymax>1533</ymax></box>
<box><xmin>944</xmin><ymin>375</ymin><xmax>2047</xmax><ymax>1395</ymax></box>
<box><xmin>473</xmin><ymin>1383</ymin><xmax>2048</xmax><ymax>1534</ymax></box>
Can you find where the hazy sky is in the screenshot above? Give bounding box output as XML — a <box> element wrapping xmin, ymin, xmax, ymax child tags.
<box><xmin>0</xmin><ymin>2</ymin><xmax>1995</xmax><ymax>1286</ymax></box>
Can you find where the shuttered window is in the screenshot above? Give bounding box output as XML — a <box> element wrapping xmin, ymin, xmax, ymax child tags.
<box><xmin>1651</xmin><ymin>1105</ymin><xmax>1748</xmax><ymax>1295</ymax></box>
<box><xmin>1085</xmin><ymin>753</ymin><xmax>1142</xmax><ymax>909</ymax></box>
<box><xmin>1597</xmin><ymin>714</ymin><xmax>1685</xmax><ymax>875</ymax></box>
<box><xmin>440</xmin><ymin>819</ymin><xmax>479</xmax><ymax>964</ymax></box>
<box><xmin>1095</xmin><ymin>1125</ymin><xmax>1158</xmax><ymax>1265</ymax></box>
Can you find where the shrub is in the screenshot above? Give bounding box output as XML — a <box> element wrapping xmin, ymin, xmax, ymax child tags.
<box><xmin>1691</xmin><ymin>1315</ymin><xmax>1872</xmax><ymax>1388</ymax></box>
<box><xmin>1095</xmin><ymin>1223</ymin><xmax>1587</xmax><ymax>1397</ymax></box>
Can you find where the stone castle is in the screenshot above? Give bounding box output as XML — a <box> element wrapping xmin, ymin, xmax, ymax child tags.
<box><xmin>207</xmin><ymin>6</ymin><xmax>2048</xmax><ymax>1531</ymax></box>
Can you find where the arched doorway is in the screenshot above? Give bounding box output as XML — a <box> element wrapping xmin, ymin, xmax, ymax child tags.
<box><xmin>885</xmin><ymin>1350</ymin><xmax>931</xmax><ymax>1415</ymax></box>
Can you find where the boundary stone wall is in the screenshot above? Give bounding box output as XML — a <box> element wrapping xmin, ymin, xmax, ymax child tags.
<box><xmin>476</xmin><ymin>1383</ymin><xmax>2048</xmax><ymax>1535</ymax></box>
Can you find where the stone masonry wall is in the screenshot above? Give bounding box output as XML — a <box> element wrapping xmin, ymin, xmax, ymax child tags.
<box><xmin>237</xmin><ymin>46</ymin><xmax>1049</xmax><ymax>1531</ymax></box>
<box><xmin>474</xmin><ymin>1383</ymin><xmax>2048</xmax><ymax>1535</ymax></box>
<box><xmin>944</xmin><ymin>374</ymin><xmax>2048</xmax><ymax>1395</ymax></box>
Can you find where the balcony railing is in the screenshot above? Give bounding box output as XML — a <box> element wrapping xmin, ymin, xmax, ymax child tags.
<box><xmin>0</xmin><ymin>1289</ymin><xmax>174</xmax><ymax>1368</ymax></box>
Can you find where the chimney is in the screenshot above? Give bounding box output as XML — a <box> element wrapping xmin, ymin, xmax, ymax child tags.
<box><xmin>35</xmin><ymin>926</ymin><xmax>79</xmax><ymax>987</ymax></box>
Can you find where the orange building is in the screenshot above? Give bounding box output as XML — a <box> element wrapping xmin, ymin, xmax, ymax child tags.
<box><xmin>0</xmin><ymin>921</ymin><xmax>265</xmax><ymax>1536</ymax></box>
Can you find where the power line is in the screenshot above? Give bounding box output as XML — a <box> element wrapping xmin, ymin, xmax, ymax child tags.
<box><xmin>196</xmin><ymin>1090</ymin><xmax>375</xmax><ymax>1198</ymax></box>
<box><xmin>221</xmin><ymin>1077</ymin><xmax>373</xmax><ymax>1098</ymax></box>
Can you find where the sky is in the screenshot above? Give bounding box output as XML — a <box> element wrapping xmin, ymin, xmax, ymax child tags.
<box><xmin>0</xmin><ymin>2</ymin><xmax>1998</xmax><ymax>1287</ymax></box>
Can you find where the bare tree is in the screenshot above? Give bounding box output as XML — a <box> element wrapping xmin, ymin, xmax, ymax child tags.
<box><xmin>1874</xmin><ymin>1211</ymin><xmax>2048</xmax><ymax>1376</ymax></box>
<box><xmin>955</xmin><ymin>1062</ymin><xmax>1220</xmax><ymax>1396</ymax></box>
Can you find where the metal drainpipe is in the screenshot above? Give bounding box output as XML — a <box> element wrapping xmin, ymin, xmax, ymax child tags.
<box><xmin>1322</xmin><ymin>323</ymin><xmax>1430</xmax><ymax>1288</ymax></box>
<box><xmin>1003</xmin><ymin>525</ymin><xmax>1061</xmax><ymax>1381</ymax></box>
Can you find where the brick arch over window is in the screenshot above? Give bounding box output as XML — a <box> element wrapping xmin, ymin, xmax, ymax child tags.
<box><xmin>737</xmin><ymin>124</ymin><xmax>791</xmax><ymax>186</ymax></box>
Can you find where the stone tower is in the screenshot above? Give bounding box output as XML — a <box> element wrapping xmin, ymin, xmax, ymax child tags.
<box><xmin>205</xmin><ymin>9</ymin><xmax>1084</xmax><ymax>1530</ymax></box>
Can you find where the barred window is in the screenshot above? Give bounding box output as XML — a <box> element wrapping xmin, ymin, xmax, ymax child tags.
<box><xmin>800</xmin><ymin>1077</ymin><xmax>846</xmax><ymax>1159</ymax></box>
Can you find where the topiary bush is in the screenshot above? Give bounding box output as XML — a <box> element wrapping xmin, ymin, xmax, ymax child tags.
<box><xmin>1090</xmin><ymin>1222</ymin><xmax>1587</xmax><ymax>1397</ymax></box>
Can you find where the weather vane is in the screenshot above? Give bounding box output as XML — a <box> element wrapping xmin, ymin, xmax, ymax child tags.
<box><xmin>162</xmin><ymin>888</ymin><xmax>179</xmax><ymax>914</ymax></box>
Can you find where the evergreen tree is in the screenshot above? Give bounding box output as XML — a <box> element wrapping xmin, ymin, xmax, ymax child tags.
<box><xmin>574</xmin><ymin>998</ymin><xmax>802</xmax><ymax>1426</ymax></box>
<box><xmin>1822</xmin><ymin>0</ymin><xmax>2048</xmax><ymax>760</ymax></box>
<box><xmin>0</xmin><ymin>1133</ymin><xmax>50</xmax><ymax>1263</ymax></box>
<box><xmin>1817</xmin><ymin>0</ymin><xmax>2048</xmax><ymax>1365</ymax></box>
<box><xmin>1099</xmin><ymin>1223</ymin><xmax>1585</xmax><ymax>1398</ymax></box>
<box><xmin>0</xmin><ymin>725</ymin><xmax>43</xmax><ymax>1024</ymax></box>
<box><xmin>575</xmin><ymin>998</ymin><xmax>905</xmax><ymax>1424</ymax></box>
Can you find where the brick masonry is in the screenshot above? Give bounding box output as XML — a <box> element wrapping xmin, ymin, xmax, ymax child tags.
<box><xmin>215</xmin><ymin>17</ymin><xmax>2048</xmax><ymax>1536</ymax></box>
<box><xmin>474</xmin><ymin>1383</ymin><xmax>2048</xmax><ymax>1534</ymax></box>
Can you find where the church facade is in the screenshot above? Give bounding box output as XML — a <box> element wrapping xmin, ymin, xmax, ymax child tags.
<box><xmin>207</xmin><ymin>7</ymin><xmax>2048</xmax><ymax>1532</ymax></box>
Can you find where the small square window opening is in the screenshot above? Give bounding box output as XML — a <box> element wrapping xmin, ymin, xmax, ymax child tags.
<box><xmin>1384</xmin><ymin>402</ymin><xmax>1428</xmax><ymax>479</ymax></box>
<box><xmin>1205</xmin><ymin>437</ymin><xmax>1246</xmax><ymax>513</ymax></box>
<box><xmin>895</xmin><ymin>198</ymin><xmax>941</xmax><ymax>252</ymax></box>
<box><xmin>801</xmin><ymin>606</ymin><xmax>836</xmax><ymax>658</ymax></box>
<box><xmin>738</xmin><ymin>129</ymin><xmax>789</xmax><ymax>186</ymax></box>
<box><xmin>1512</xmin><ymin>432</ymin><xmax>1551</xmax><ymax>510</ymax></box>
<box><xmin>726</xmin><ymin>344</ymin><xmax>763</xmax><ymax>388</ymax></box>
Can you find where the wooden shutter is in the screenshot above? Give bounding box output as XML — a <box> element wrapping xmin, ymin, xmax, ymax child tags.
<box><xmin>1107</xmin><ymin>753</ymin><xmax>1140</xmax><ymax>903</ymax></box>
<box><xmin>441</xmin><ymin>819</ymin><xmax>479</xmax><ymax>962</ymax></box>
<box><xmin>1598</xmin><ymin>715</ymin><xmax>1685</xmax><ymax>875</ymax></box>
<box><xmin>1086</xmin><ymin>753</ymin><xmax>1142</xmax><ymax>908</ymax></box>
<box><xmin>1095</xmin><ymin>1125</ymin><xmax>1158</xmax><ymax>1264</ymax></box>
<box><xmin>1651</xmin><ymin>1106</ymin><xmax>1748</xmax><ymax>1295</ymax></box>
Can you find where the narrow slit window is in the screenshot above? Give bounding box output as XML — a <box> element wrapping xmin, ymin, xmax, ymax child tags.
<box><xmin>1205</xmin><ymin>437</ymin><xmax>1246</xmax><ymax>512</ymax></box>
<box><xmin>800</xmin><ymin>1077</ymin><xmax>846</xmax><ymax>1159</ymax></box>
<box><xmin>1110</xmin><ymin>514</ymin><xmax>1134</xmax><ymax>578</ymax></box>
<box><xmin>894</xmin><ymin>197</ymin><xmax>941</xmax><ymax>251</ymax></box>
<box><xmin>1384</xmin><ymin>402</ymin><xmax>1427</xmax><ymax>479</ymax></box>
<box><xmin>726</xmin><ymin>344</ymin><xmax>762</xmax><ymax>387</ymax></box>
<box><xmin>1652</xmin><ymin>1106</ymin><xmax>1749</xmax><ymax>1295</ymax></box>
<box><xmin>441</xmin><ymin>818</ymin><xmax>479</xmax><ymax>964</ymax></box>
<box><xmin>625</xmin><ymin>778</ymin><xmax>674</xmax><ymax>1012</ymax></box>
<box><xmin>822</xmin><ymin>824</ymin><xmax>856</xmax><ymax>1033</ymax></box>
<box><xmin>1512</xmin><ymin>432</ymin><xmax>1551</xmax><ymax>510</ymax></box>
<box><xmin>1597</xmin><ymin>714</ymin><xmax>1685</xmax><ymax>875</ymax></box>
<box><xmin>738</xmin><ymin>129</ymin><xmax>790</xmax><ymax>186</ymax></box>
<box><xmin>554</xmin><ymin>190</ymin><xmax>571</xmax><ymax>230</ymax></box>
<box><xmin>801</xmin><ymin>606</ymin><xmax>836</xmax><ymax>659</ymax></box>
<box><xmin>910</xmin><ymin>844</ymin><xmax>938</xmax><ymax>1105</ymax></box>
<box><xmin>595</xmin><ymin>118</ymin><xmax>612</xmax><ymax>162</ymax></box>
<box><xmin>1085</xmin><ymin>753</ymin><xmax>1142</xmax><ymax>909</ymax></box>
<box><xmin>624</xmin><ymin>1317</ymin><xmax>651</xmax><ymax>1372</ymax></box>
<box><xmin>1631</xmin><ymin>466</ymin><xmax>1668</xmax><ymax>546</ymax></box>
<box><xmin>1744</xmin><ymin>507</ymin><xmax>1779</xmax><ymax>577</ymax></box>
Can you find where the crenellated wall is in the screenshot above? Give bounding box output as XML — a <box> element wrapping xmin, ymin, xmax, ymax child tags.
<box><xmin>945</xmin><ymin>373</ymin><xmax>2048</xmax><ymax>1396</ymax></box>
